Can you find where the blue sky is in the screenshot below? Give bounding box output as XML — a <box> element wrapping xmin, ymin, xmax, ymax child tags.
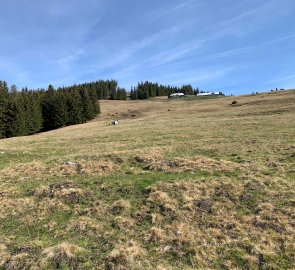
<box><xmin>0</xmin><ymin>0</ymin><xmax>295</xmax><ymax>95</ymax></box>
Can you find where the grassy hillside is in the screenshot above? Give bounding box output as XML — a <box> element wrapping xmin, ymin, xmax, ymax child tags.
<box><xmin>0</xmin><ymin>90</ymin><xmax>294</xmax><ymax>269</ymax></box>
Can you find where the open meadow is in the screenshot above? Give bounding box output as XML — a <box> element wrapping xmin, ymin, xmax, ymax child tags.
<box><xmin>0</xmin><ymin>90</ymin><xmax>294</xmax><ymax>269</ymax></box>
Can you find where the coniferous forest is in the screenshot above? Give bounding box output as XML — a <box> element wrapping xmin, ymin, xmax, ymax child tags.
<box><xmin>130</xmin><ymin>81</ymin><xmax>199</xmax><ymax>100</ymax></box>
<box><xmin>0</xmin><ymin>79</ymin><xmax>204</xmax><ymax>139</ymax></box>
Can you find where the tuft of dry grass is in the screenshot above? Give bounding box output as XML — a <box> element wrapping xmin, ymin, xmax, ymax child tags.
<box><xmin>67</xmin><ymin>216</ymin><xmax>101</xmax><ymax>234</ymax></box>
<box><xmin>35</xmin><ymin>198</ymin><xmax>70</xmax><ymax>218</ymax></box>
<box><xmin>2</xmin><ymin>159</ymin><xmax>119</xmax><ymax>181</ymax></box>
<box><xmin>105</xmin><ymin>240</ymin><xmax>145</xmax><ymax>270</ymax></box>
<box><xmin>111</xmin><ymin>199</ymin><xmax>131</xmax><ymax>215</ymax></box>
<box><xmin>4</xmin><ymin>252</ymin><xmax>30</xmax><ymax>270</ymax></box>
<box><xmin>0</xmin><ymin>244</ymin><xmax>10</xmax><ymax>267</ymax></box>
<box><xmin>0</xmin><ymin>198</ymin><xmax>35</xmax><ymax>219</ymax></box>
<box><xmin>1</xmin><ymin>161</ymin><xmax>46</xmax><ymax>180</ymax></box>
<box><xmin>35</xmin><ymin>242</ymin><xmax>85</xmax><ymax>270</ymax></box>
<box><xmin>74</xmin><ymin>199</ymin><xmax>107</xmax><ymax>216</ymax></box>
<box><xmin>112</xmin><ymin>216</ymin><xmax>135</xmax><ymax>230</ymax></box>
<box><xmin>144</xmin><ymin>227</ymin><xmax>166</xmax><ymax>243</ymax></box>
<box><xmin>50</xmin><ymin>159</ymin><xmax>120</xmax><ymax>177</ymax></box>
<box><xmin>134</xmin><ymin>149</ymin><xmax>163</xmax><ymax>164</ymax></box>
<box><xmin>147</xmin><ymin>190</ymin><xmax>178</xmax><ymax>212</ymax></box>
<box><xmin>34</xmin><ymin>181</ymin><xmax>85</xmax><ymax>204</ymax></box>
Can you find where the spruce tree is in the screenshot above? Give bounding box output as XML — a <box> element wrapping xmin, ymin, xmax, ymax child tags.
<box><xmin>4</xmin><ymin>93</ymin><xmax>26</xmax><ymax>138</ymax></box>
<box><xmin>66</xmin><ymin>90</ymin><xmax>83</xmax><ymax>125</ymax></box>
<box><xmin>0</xmin><ymin>81</ymin><xmax>9</xmax><ymax>138</ymax></box>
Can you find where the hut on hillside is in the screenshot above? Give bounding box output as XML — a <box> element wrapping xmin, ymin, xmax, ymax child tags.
<box><xmin>169</xmin><ymin>93</ymin><xmax>186</xmax><ymax>99</ymax></box>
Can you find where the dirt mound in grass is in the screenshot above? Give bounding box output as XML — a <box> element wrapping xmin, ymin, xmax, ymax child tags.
<box><xmin>34</xmin><ymin>181</ymin><xmax>86</xmax><ymax>204</ymax></box>
<box><xmin>35</xmin><ymin>242</ymin><xmax>86</xmax><ymax>270</ymax></box>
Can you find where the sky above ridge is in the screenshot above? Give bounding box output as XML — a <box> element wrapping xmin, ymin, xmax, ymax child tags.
<box><xmin>0</xmin><ymin>0</ymin><xmax>295</xmax><ymax>95</ymax></box>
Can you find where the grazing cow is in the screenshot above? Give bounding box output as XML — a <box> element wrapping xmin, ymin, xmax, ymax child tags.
<box><xmin>112</xmin><ymin>120</ymin><xmax>119</xmax><ymax>125</ymax></box>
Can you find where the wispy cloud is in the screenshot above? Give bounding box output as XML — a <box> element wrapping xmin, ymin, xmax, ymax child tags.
<box><xmin>57</xmin><ymin>49</ymin><xmax>87</xmax><ymax>69</ymax></box>
<box><xmin>137</xmin><ymin>2</ymin><xmax>293</xmax><ymax>70</ymax></box>
<box><xmin>110</xmin><ymin>64</ymin><xmax>139</xmax><ymax>79</ymax></box>
<box><xmin>148</xmin><ymin>39</ymin><xmax>205</xmax><ymax>67</ymax></box>
<box><xmin>211</xmin><ymin>0</ymin><xmax>292</xmax><ymax>38</ymax></box>
<box><xmin>167</xmin><ymin>65</ymin><xmax>236</xmax><ymax>85</ymax></box>
<box><xmin>156</xmin><ymin>33</ymin><xmax>295</xmax><ymax>67</ymax></box>
<box><xmin>90</xmin><ymin>23</ymin><xmax>189</xmax><ymax>71</ymax></box>
<box><xmin>147</xmin><ymin>0</ymin><xmax>198</xmax><ymax>22</ymax></box>
<box><xmin>269</xmin><ymin>74</ymin><xmax>295</xmax><ymax>84</ymax></box>
<box><xmin>223</xmin><ymin>2</ymin><xmax>274</xmax><ymax>26</ymax></box>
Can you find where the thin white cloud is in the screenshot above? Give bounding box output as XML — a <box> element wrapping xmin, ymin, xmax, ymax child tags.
<box><xmin>148</xmin><ymin>39</ymin><xmax>205</xmax><ymax>67</ymax></box>
<box><xmin>147</xmin><ymin>0</ymin><xmax>198</xmax><ymax>22</ymax></box>
<box><xmin>269</xmin><ymin>74</ymin><xmax>295</xmax><ymax>84</ymax></box>
<box><xmin>57</xmin><ymin>49</ymin><xmax>87</xmax><ymax>66</ymax></box>
<box><xmin>218</xmin><ymin>0</ymin><xmax>292</xmax><ymax>38</ymax></box>
<box><xmin>167</xmin><ymin>65</ymin><xmax>236</xmax><ymax>85</ymax></box>
<box><xmin>139</xmin><ymin>2</ymin><xmax>288</xmax><ymax>69</ymax></box>
<box><xmin>156</xmin><ymin>33</ymin><xmax>295</xmax><ymax>67</ymax></box>
<box><xmin>223</xmin><ymin>2</ymin><xmax>273</xmax><ymax>26</ymax></box>
<box><xmin>110</xmin><ymin>64</ymin><xmax>139</xmax><ymax>79</ymax></box>
<box><xmin>90</xmin><ymin>23</ymin><xmax>188</xmax><ymax>71</ymax></box>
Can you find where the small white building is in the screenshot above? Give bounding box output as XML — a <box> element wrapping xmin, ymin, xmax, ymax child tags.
<box><xmin>169</xmin><ymin>93</ymin><xmax>185</xmax><ymax>98</ymax></box>
<box><xmin>197</xmin><ymin>92</ymin><xmax>221</xmax><ymax>96</ymax></box>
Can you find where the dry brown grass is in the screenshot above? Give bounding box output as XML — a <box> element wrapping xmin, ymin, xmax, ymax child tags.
<box><xmin>105</xmin><ymin>240</ymin><xmax>145</xmax><ymax>270</ymax></box>
<box><xmin>34</xmin><ymin>198</ymin><xmax>70</xmax><ymax>218</ymax></box>
<box><xmin>35</xmin><ymin>242</ymin><xmax>85</xmax><ymax>270</ymax></box>
<box><xmin>134</xmin><ymin>149</ymin><xmax>163</xmax><ymax>164</ymax></box>
<box><xmin>0</xmin><ymin>198</ymin><xmax>35</xmax><ymax>219</ymax></box>
<box><xmin>2</xmin><ymin>160</ymin><xmax>119</xmax><ymax>181</ymax></box>
<box><xmin>112</xmin><ymin>216</ymin><xmax>135</xmax><ymax>230</ymax></box>
<box><xmin>0</xmin><ymin>244</ymin><xmax>10</xmax><ymax>267</ymax></box>
<box><xmin>74</xmin><ymin>199</ymin><xmax>108</xmax><ymax>216</ymax></box>
<box><xmin>147</xmin><ymin>190</ymin><xmax>178</xmax><ymax>212</ymax></box>
<box><xmin>67</xmin><ymin>216</ymin><xmax>101</xmax><ymax>234</ymax></box>
<box><xmin>140</xmin><ymin>178</ymin><xmax>295</xmax><ymax>268</ymax></box>
<box><xmin>35</xmin><ymin>181</ymin><xmax>85</xmax><ymax>204</ymax></box>
<box><xmin>146</xmin><ymin>156</ymin><xmax>244</xmax><ymax>173</ymax></box>
<box><xmin>144</xmin><ymin>227</ymin><xmax>166</xmax><ymax>243</ymax></box>
<box><xmin>4</xmin><ymin>252</ymin><xmax>30</xmax><ymax>270</ymax></box>
<box><xmin>111</xmin><ymin>199</ymin><xmax>131</xmax><ymax>215</ymax></box>
<box><xmin>1</xmin><ymin>161</ymin><xmax>46</xmax><ymax>180</ymax></box>
<box><xmin>50</xmin><ymin>159</ymin><xmax>119</xmax><ymax>177</ymax></box>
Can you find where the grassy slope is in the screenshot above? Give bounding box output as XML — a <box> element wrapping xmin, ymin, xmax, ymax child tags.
<box><xmin>0</xmin><ymin>90</ymin><xmax>294</xmax><ymax>269</ymax></box>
